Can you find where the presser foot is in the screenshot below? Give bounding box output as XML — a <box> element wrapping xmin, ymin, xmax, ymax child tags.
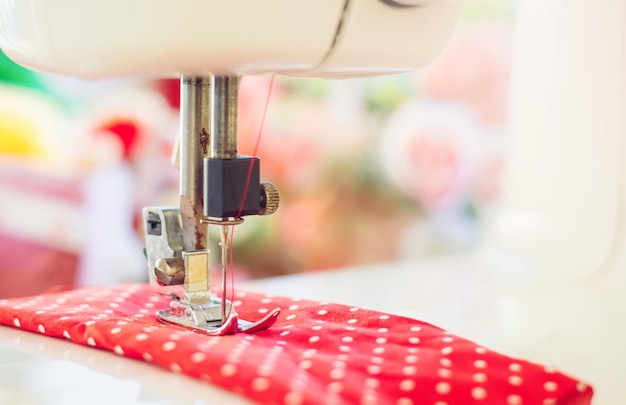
<box><xmin>156</xmin><ymin>298</ymin><xmax>280</xmax><ymax>335</ymax></box>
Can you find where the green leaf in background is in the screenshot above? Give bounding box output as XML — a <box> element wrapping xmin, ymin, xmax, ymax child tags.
<box><xmin>0</xmin><ymin>50</ymin><xmax>42</xmax><ymax>89</ymax></box>
<box><xmin>364</xmin><ymin>75</ymin><xmax>412</xmax><ymax>114</ymax></box>
<box><xmin>283</xmin><ymin>77</ymin><xmax>331</xmax><ymax>99</ymax></box>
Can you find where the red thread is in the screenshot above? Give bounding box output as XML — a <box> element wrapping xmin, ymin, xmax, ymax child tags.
<box><xmin>228</xmin><ymin>74</ymin><xmax>275</xmax><ymax>307</ymax></box>
<box><xmin>236</xmin><ymin>74</ymin><xmax>275</xmax><ymax>219</ymax></box>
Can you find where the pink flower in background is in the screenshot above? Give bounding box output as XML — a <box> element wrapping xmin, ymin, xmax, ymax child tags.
<box><xmin>380</xmin><ymin>21</ymin><xmax>513</xmax><ymax>255</ymax></box>
<box><xmin>405</xmin><ymin>133</ymin><xmax>460</xmax><ymax>207</ymax></box>
<box><xmin>379</xmin><ymin>98</ymin><xmax>507</xmax><ymax>256</ymax></box>
<box><xmin>379</xmin><ymin>99</ymin><xmax>481</xmax><ymax>212</ymax></box>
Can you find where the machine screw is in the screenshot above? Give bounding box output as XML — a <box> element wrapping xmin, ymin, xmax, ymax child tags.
<box><xmin>259</xmin><ymin>182</ymin><xmax>280</xmax><ymax>216</ymax></box>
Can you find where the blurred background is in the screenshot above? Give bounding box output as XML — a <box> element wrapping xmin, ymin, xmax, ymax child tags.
<box><xmin>0</xmin><ymin>0</ymin><xmax>514</xmax><ymax>298</ymax></box>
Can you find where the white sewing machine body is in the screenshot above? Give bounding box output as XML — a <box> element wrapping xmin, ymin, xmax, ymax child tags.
<box><xmin>0</xmin><ymin>0</ymin><xmax>463</xmax><ymax>78</ymax></box>
<box><xmin>0</xmin><ymin>0</ymin><xmax>625</xmax><ymax>404</ymax></box>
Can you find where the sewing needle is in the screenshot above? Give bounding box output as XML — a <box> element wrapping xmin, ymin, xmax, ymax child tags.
<box><xmin>220</xmin><ymin>224</ymin><xmax>229</xmax><ymax>324</ymax></box>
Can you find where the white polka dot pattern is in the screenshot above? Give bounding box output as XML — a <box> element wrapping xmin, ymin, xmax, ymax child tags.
<box><xmin>0</xmin><ymin>284</ymin><xmax>593</xmax><ymax>405</ymax></box>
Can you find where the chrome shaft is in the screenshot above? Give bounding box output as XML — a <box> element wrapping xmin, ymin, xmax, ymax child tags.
<box><xmin>180</xmin><ymin>76</ymin><xmax>212</xmax><ymax>305</ymax></box>
<box><xmin>180</xmin><ymin>76</ymin><xmax>211</xmax><ymax>252</ymax></box>
<box><xmin>210</xmin><ymin>76</ymin><xmax>240</xmax><ymax>160</ymax></box>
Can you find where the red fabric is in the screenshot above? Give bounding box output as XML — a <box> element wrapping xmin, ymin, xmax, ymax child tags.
<box><xmin>0</xmin><ymin>283</ymin><xmax>592</xmax><ymax>405</ymax></box>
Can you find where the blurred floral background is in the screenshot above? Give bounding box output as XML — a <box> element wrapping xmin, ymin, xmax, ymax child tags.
<box><xmin>0</xmin><ymin>0</ymin><xmax>514</xmax><ymax>297</ymax></box>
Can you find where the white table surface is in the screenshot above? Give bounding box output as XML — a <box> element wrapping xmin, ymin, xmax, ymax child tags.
<box><xmin>1</xmin><ymin>251</ymin><xmax>623</xmax><ymax>404</ymax></box>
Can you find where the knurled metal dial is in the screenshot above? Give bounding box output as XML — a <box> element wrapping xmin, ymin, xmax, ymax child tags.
<box><xmin>259</xmin><ymin>182</ymin><xmax>280</xmax><ymax>216</ymax></box>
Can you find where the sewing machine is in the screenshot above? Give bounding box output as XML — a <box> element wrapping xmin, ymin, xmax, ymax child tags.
<box><xmin>1</xmin><ymin>0</ymin><xmax>625</xmax><ymax>403</ymax></box>
<box><xmin>0</xmin><ymin>0</ymin><xmax>466</xmax><ymax>333</ymax></box>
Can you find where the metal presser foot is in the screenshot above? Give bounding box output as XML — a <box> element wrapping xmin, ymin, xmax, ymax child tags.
<box><xmin>157</xmin><ymin>296</ymin><xmax>281</xmax><ymax>336</ymax></box>
<box><xmin>142</xmin><ymin>75</ymin><xmax>280</xmax><ymax>335</ymax></box>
